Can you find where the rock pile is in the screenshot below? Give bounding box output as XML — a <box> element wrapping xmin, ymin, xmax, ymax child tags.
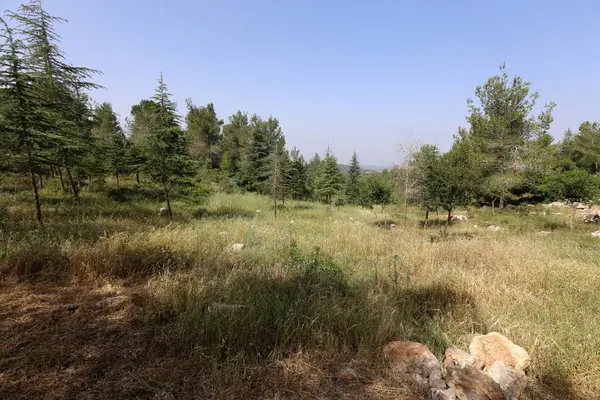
<box><xmin>383</xmin><ymin>332</ymin><xmax>530</xmax><ymax>399</ymax></box>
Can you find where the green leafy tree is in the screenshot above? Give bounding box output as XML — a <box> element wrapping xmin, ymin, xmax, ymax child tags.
<box><xmin>358</xmin><ymin>172</ymin><xmax>394</xmax><ymax>217</ymax></box>
<box><xmin>466</xmin><ymin>64</ymin><xmax>555</xmax><ymax>208</ymax></box>
<box><xmin>562</xmin><ymin>122</ymin><xmax>600</xmax><ymax>174</ymax></box>
<box><xmin>314</xmin><ymin>148</ymin><xmax>344</xmax><ymax>204</ymax></box>
<box><xmin>411</xmin><ymin>144</ymin><xmax>441</xmax><ymax>222</ymax></box>
<box><xmin>345</xmin><ymin>151</ymin><xmax>361</xmax><ymax>204</ymax></box>
<box><xmin>185</xmin><ymin>99</ymin><xmax>223</xmax><ymax>168</ymax></box>
<box><xmin>144</xmin><ymin>73</ymin><xmax>194</xmax><ymax>218</ymax></box>
<box><xmin>542</xmin><ymin>169</ymin><xmax>598</xmax><ymax>203</ymax></box>
<box><xmin>305</xmin><ymin>153</ymin><xmax>321</xmax><ymax>199</ymax></box>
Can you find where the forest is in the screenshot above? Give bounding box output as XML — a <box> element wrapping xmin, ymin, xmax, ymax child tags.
<box><xmin>1</xmin><ymin>2</ymin><xmax>600</xmax><ymax>400</ymax></box>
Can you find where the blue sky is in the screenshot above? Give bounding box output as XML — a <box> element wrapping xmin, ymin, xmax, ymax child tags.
<box><xmin>2</xmin><ymin>0</ymin><xmax>600</xmax><ymax>166</ymax></box>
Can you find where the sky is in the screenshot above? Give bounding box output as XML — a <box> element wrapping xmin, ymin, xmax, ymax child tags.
<box><xmin>2</xmin><ymin>0</ymin><xmax>600</xmax><ymax>167</ymax></box>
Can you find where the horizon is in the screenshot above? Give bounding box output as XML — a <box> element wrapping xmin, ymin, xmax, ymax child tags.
<box><xmin>2</xmin><ymin>0</ymin><xmax>599</xmax><ymax>165</ymax></box>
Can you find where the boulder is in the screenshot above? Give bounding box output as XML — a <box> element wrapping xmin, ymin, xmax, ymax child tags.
<box><xmin>451</xmin><ymin>215</ymin><xmax>468</xmax><ymax>222</ymax></box>
<box><xmin>445</xmin><ymin>364</ymin><xmax>504</xmax><ymax>400</ymax></box>
<box><xmin>429</xmin><ymin>387</ymin><xmax>457</xmax><ymax>400</ymax></box>
<box><xmin>231</xmin><ymin>243</ymin><xmax>245</xmax><ymax>251</ymax></box>
<box><xmin>486</xmin><ymin>361</ymin><xmax>527</xmax><ymax>400</ymax></box>
<box><xmin>469</xmin><ymin>332</ymin><xmax>531</xmax><ymax>371</ymax></box>
<box><xmin>444</xmin><ymin>347</ymin><xmax>483</xmax><ymax>370</ymax></box>
<box><xmin>429</xmin><ymin>369</ymin><xmax>447</xmax><ymax>390</ymax></box>
<box><xmin>383</xmin><ymin>340</ymin><xmax>440</xmax><ymax>379</ymax></box>
<box><xmin>584</xmin><ymin>213</ymin><xmax>600</xmax><ymax>223</ymax></box>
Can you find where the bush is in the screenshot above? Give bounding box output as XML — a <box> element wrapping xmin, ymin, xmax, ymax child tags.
<box><xmin>542</xmin><ymin>169</ymin><xmax>599</xmax><ymax>202</ymax></box>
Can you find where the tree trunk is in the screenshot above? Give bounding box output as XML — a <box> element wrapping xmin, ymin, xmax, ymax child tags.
<box><xmin>58</xmin><ymin>168</ymin><xmax>66</xmax><ymax>193</ymax></box>
<box><xmin>403</xmin><ymin>196</ymin><xmax>408</xmax><ymax>222</ymax></box>
<box><xmin>499</xmin><ymin>193</ymin><xmax>505</xmax><ymax>209</ymax></box>
<box><xmin>26</xmin><ymin>147</ymin><xmax>43</xmax><ymax>226</ymax></box>
<box><xmin>444</xmin><ymin>209</ymin><xmax>452</xmax><ymax>233</ymax></box>
<box><xmin>116</xmin><ymin>171</ymin><xmax>120</xmax><ymax>188</ymax></box>
<box><xmin>273</xmin><ymin>196</ymin><xmax>277</xmax><ymax>218</ymax></box>
<box><xmin>38</xmin><ymin>174</ymin><xmax>43</xmax><ymax>189</ymax></box>
<box><xmin>424</xmin><ymin>207</ymin><xmax>430</xmax><ymax>226</ymax></box>
<box><xmin>50</xmin><ymin>166</ymin><xmax>55</xmax><ymax>178</ymax></box>
<box><xmin>164</xmin><ymin>185</ymin><xmax>173</xmax><ymax>219</ymax></box>
<box><xmin>136</xmin><ymin>172</ymin><xmax>140</xmax><ymax>184</ymax></box>
<box><xmin>65</xmin><ymin>166</ymin><xmax>79</xmax><ymax>199</ymax></box>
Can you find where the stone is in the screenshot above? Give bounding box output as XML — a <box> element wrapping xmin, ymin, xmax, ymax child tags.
<box><xmin>469</xmin><ymin>332</ymin><xmax>531</xmax><ymax>371</ymax></box>
<box><xmin>592</xmin><ymin>231</ymin><xmax>600</xmax><ymax>238</ymax></box>
<box><xmin>231</xmin><ymin>243</ymin><xmax>245</xmax><ymax>251</ymax></box>
<box><xmin>96</xmin><ymin>295</ymin><xmax>128</xmax><ymax>308</ymax></box>
<box><xmin>66</xmin><ymin>303</ymin><xmax>79</xmax><ymax>312</ymax></box>
<box><xmin>537</xmin><ymin>231</ymin><xmax>552</xmax><ymax>235</ymax></box>
<box><xmin>545</xmin><ymin>201</ymin><xmax>567</xmax><ymax>208</ymax></box>
<box><xmin>584</xmin><ymin>213</ymin><xmax>600</xmax><ymax>223</ymax></box>
<box><xmin>451</xmin><ymin>215</ymin><xmax>468</xmax><ymax>222</ymax></box>
<box><xmin>429</xmin><ymin>387</ymin><xmax>457</xmax><ymax>400</ymax></box>
<box><xmin>219</xmin><ymin>231</ymin><xmax>228</xmax><ymax>235</ymax></box>
<box><xmin>255</xmin><ymin>209</ymin><xmax>262</xmax><ymax>213</ymax></box>
<box><xmin>429</xmin><ymin>369</ymin><xmax>447</xmax><ymax>390</ymax></box>
<box><xmin>446</xmin><ymin>364</ymin><xmax>504</xmax><ymax>400</ymax></box>
<box><xmin>159</xmin><ymin>207</ymin><xmax>168</xmax><ymax>216</ymax></box>
<box><xmin>390</xmin><ymin>223</ymin><xmax>397</xmax><ymax>229</ymax></box>
<box><xmin>486</xmin><ymin>361</ymin><xmax>527</xmax><ymax>400</ymax></box>
<box><xmin>383</xmin><ymin>340</ymin><xmax>440</xmax><ymax>378</ymax></box>
<box><xmin>444</xmin><ymin>347</ymin><xmax>483</xmax><ymax>370</ymax></box>
<box><xmin>487</xmin><ymin>225</ymin><xmax>504</xmax><ymax>232</ymax></box>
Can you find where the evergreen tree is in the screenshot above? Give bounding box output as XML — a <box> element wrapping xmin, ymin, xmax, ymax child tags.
<box><xmin>144</xmin><ymin>73</ymin><xmax>194</xmax><ymax>218</ymax></box>
<box><xmin>0</xmin><ymin>17</ymin><xmax>47</xmax><ymax>225</ymax></box>
<box><xmin>91</xmin><ymin>102</ymin><xmax>127</xmax><ymax>186</ymax></box>
<box><xmin>185</xmin><ymin>99</ymin><xmax>223</xmax><ymax>168</ymax></box>
<box><xmin>314</xmin><ymin>148</ymin><xmax>344</xmax><ymax>204</ymax></box>
<box><xmin>220</xmin><ymin>111</ymin><xmax>249</xmax><ymax>181</ymax></box>
<box><xmin>305</xmin><ymin>153</ymin><xmax>321</xmax><ymax>199</ymax></box>
<box><xmin>242</xmin><ymin>116</ymin><xmax>284</xmax><ymax>193</ymax></box>
<box><xmin>8</xmin><ymin>0</ymin><xmax>101</xmax><ymax>199</ymax></box>
<box><xmin>288</xmin><ymin>147</ymin><xmax>309</xmax><ymax>199</ymax></box>
<box><xmin>127</xmin><ymin>99</ymin><xmax>158</xmax><ymax>183</ymax></box>
<box><xmin>345</xmin><ymin>151</ymin><xmax>361</xmax><ymax>204</ymax></box>
<box><xmin>411</xmin><ymin>144</ymin><xmax>441</xmax><ymax>222</ymax></box>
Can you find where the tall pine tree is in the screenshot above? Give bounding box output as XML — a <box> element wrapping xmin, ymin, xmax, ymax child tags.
<box><xmin>314</xmin><ymin>148</ymin><xmax>344</xmax><ymax>204</ymax></box>
<box><xmin>345</xmin><ymin>151</ymin><xmax>361</xmax><ymax>204</ymax></box>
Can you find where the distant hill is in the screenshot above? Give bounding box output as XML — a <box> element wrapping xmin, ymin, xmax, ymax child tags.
<box><xmin>338</xmin><ymin>164</ymin><xmax>389</xmax><ymax>174</ymax></box>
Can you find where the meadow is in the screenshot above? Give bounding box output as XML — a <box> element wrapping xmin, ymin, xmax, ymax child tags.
<box><xmin>0</xmin><ymin>175</ymin><xmax>598</xmax><ymax>399</ymax></box>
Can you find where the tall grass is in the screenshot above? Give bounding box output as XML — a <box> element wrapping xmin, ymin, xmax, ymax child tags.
<box><xmin>0</xmin><ymin>175</ymin><xmax>599</xmax><ymax>398</ymax></box>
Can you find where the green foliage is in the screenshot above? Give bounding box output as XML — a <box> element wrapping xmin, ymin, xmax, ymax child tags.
<box><xmin>359</xmin><ymin>172</ymin><xmax>394</xmax><ymax>210</ymax></box>
<box><xmin>287</xmin><ymin>147</ymin><xmax>309</xmax><ymax>199</ymax></box>
<box><xmin>185</xmin><ymin>99</ymin><xmax>223</xmax><ymax>168</ymax></box>
<box><xmin>345</xmin><ymin>151</ymin><xmax>361</xmax><ymax>204</ymax></box>
<box><xmin>313</xmin><ymin>148</ymin><xmax>344</xmax><ymax>204</ymax></box>
<box><xmin>541</xmin><ymin>169</ymin><xmax>599</xmax><ymax>203</ymax></box>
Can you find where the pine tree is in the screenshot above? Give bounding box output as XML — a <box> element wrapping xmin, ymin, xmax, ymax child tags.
<box><xmin>288</xmin><ymin>147</ymin><xmax>309</xmax><ymax>199</ymax></box>
<box><xmin>8</xmin><ymin>0</ymin><xmax>101</xmax><ymax>199</ymax></box>
<box><xmin>242</xmin><ymin>116</ymin><xmax>284</xmax><ymax>193</ymax></box>
<box><xmin>145</xmin><ymin>73</ymin><xmax>194</xmax><ymax>218</ymax></box>
<box><xmin>0</xmin><ymin>17</ymin><xmax>47</xmax><ymax>225</ymax></box>
<box><xmin>314</xmin><ymin>148</ymin><xmax>344</xmax><ymax>205</ymax></box>
<box><xmin>185</xmin><ymin>99</ymin><xmax>223</xmax><ymax>168</ymax></box>
<box><xmin>345</xmin><ymin>151</ymin><xmax>361</xmax><ymax>204</ymax></box>
<box><xmin>220</xmin><ymin>111</ymin><xmax>249</xmax><ymax>181</ymax></box>
<box><xmin>127</xmin><ymin>99</ymin><xmax>158</xmax><ymax>184</ymax></box>
<box><xmin>91</xmin><ymin>102</ymin><xmax>127</xmax><ymax>186</ymax></box>
<box><xmin>305</xmin><ymin>153</ymin><xmax>321</xmax><ymax>199</ymax></box>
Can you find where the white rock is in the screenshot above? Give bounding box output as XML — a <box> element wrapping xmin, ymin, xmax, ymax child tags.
<box><xmin>159</xmin><ymin>207</ymin><xmax>168</xmax><ymax>216</ymax></box>
<box><xmin>591</xmin><ymin>231</ymin><xmax>600</xmax><ymax>238</ymax></box>
<box><xmin>231</xmin><ymin>243</ymin><xmax>245</xmax><ymax>251</ymax></box>
<box><xmin>390</xmin><ymin>223</ymin><xmax>396</xmax><ymax>229</ymax></box>
<box><xmin>255</xmin><ymin>209</ymin><xmax>262</xmax><ymax>213</ymax></box>
<box><xmin>486</xmin><ymin>360</ymin><xmax>527</xmax><ymax>400</ymax></box>
<box><xmin>219</xmin><ymin>231</ymin><xmax>229</xmax><ymax>235</ymax></box>
<box><xmin>451</xmin><ymin>214</ymin><xmax>468</xmax><ymax>222</ymax></box>
<box><xmin>469</xmin><ymin>332</ymin><xmax>531</xmax><ymax>371</ymax></box>
<box><xmin>487</xmin><ymin>225</ymin><xmax>504</xmax><ymax>232</ymax></box>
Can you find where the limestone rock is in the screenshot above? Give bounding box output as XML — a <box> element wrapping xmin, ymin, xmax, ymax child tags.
<box><xmin>383</xmin><ymin>340</ymin><xmax>440</xmax><ymax>378</ymax></box>
<box><xmin>486</xmin><ymin>361</ymin><xmax>527</xmax><ymax>400</ymax></box>
<box><xmin>429</xmin><ymin>369</ymin><xmax>447</xmax><ymax>390</ymax></box>
<box><xmin>444</xmin><ymin>347</ymin><xmax>483</xmax><ymax>370</ymax></box>
<box><xmin>591</xmin><ymin>231</ymin><xmax>600</xmax><ymax>238</ymax></box>
<box><xmin>469</xmin><ymin>332</ymin><xmax>531</xmax><ymax>371</ymax></box>
<box><xmin>445</xmin><ymin>364</ymin><xmax>504</xmax><ymax>400</ymax></box>
<box><xmin>451</xmin><ymin>215</ymin><xmax>468</xmax><ymax>222</ymax></box>
<box><xmin>231</xmin><ymin>243</ymin><xmax>245</xmax><ymax>251</ymax></box>
<box><xmin>487</xmin><ymin>225</ymin><xmax>504</xmax><ymax>232</ymax></box>
<box><xmin>337</xmin><ymin>366</ymin><xmax>358</xmax><ymax>383</ymax></box>
<box><xmin>584</xmin><ymin>213</ymin><xmax>600</xmax><ymax>223</ymax></box>
<box><xmin>429</xmin><ymin>387</ymin><xmax>457</xmax><ymax>400</ymax></box>
<box><xmin>536</xmin><ymin>231</ymin><xmax>552</xmax><ymax>235</ymax></box>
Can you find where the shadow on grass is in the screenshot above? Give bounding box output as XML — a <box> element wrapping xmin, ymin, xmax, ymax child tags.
<box><xmin>193</xmin><ymin>205</ymin><xmax>256</xmax><ymax>219</ymax></box>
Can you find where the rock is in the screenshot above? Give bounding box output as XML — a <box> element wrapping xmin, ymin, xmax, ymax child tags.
<box><xmin>469</xmin><ymin>332</ymin><xmax>531</xmax><ymax>371</ymax></box>
<box><xmin>390</xmin><ymin>223</ymin><xmax>397</xmax><ymax>229</ymax></box>
<box><xmin>337</xmin><ymin>366</ymin><xmax>358</xmax><ymax>383</ymax></box>
<box><xmin>96</xmin><ymin>295</ymin><xmax>128</xmax><ymax>308</ymax></box>
<box><xmin>429</xmin><ymin>369</ymin><xmax>447</xmax><ymax>390</ymax></box>
<box><xmin>445</xmin><ymin>364</ymin><xmax>504</xmax><ymax>400</ymax></box>
<box><xmin>231</xmin><ymin>243</ymin><xmax>245</xmax><ymax>251</ymax></box>
<box><xmin>486</xmin><ymin>361</ymin><xmax>527</xmax><ymax>400</ymax></box>
<box><xmin>473</xmin><ymin>225</ymin><xmax>479</xmax><ymax>229</ymax></box>
<box><xmin>444</xmin><ymin>347</ymin><xmax>483</xmax><ymax>370</ymax></box>
<box><xmin>573</xmin><ymin>202</ymin><xmax>587</xmax><ymax>210</ymax></box>
<box><xmin>591</xmin><ymin>231</ymin><xmax>600</xmax><ymax>238</ymax></box>
<box><xmin>158</xmin><ymin>207</ymin><xmax>168</xmax><ymax>216</ymax></box>
<box><xmin>289</xmin><ymin>220</ymin><xmax>295</xmax><ymax>224</ymax></box>
<box><xmin>383</xmin><ymin>340</ymin><xmax>440</xmax><ymax>378</ymax></box>
<box><xmin>487</xmin><ymin>225</ymin><xmax>504</xmax><ymax>232</ymax></box>
<box><xmin>537</xmin><ymin>231</ymin><xmax>552</xmax><ymax>235</ymax></box>
<box><xmin>429</xmin><ymin>387</ymin><xmax>457</xmax><ymax>400</ymax></box>
<box><xmin>451</xmin><ymin>215</ymin><xmax>468</xmax><ymax>222</ymax></box>
<box><xmin>584</xmin><ymin>213</ymin><xmax>600</xmax><ymax>223</ymax></box>
<box><xmin>66</xmin><ymin>303</ymin><xmax>79</xmax><ymax>312</ymax></box>
<box><xmin>545</xmin><ymin>201</ymin><xmax>567</xmax><ymax>208</ymax></box>
<box><xmin>219</xmin><ymin>231</ymin><xmax>228</xmax><ymax>235</ymax></box>
<box><xmin>255</xmin><ymin>209</ymin><xmax>262</xmax><ymax>213</ymax></box>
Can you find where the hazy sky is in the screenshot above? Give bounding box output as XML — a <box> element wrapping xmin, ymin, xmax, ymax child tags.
<box><xmin>2</xmin><ymin>0</ymin><xmax>599</xmax><ymax>166</ymax></box>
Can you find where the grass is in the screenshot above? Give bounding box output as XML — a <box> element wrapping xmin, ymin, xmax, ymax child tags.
<box><xmin>0</xmin><ymin>174</ymin><xmax>599</xmax><ymax>399</ymax></box>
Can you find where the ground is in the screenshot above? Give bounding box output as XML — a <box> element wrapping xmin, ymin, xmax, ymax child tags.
<box><xmin>0</xmin><ymin>177</ymin><xmax>598</xmax><ymax>399</ymax></box>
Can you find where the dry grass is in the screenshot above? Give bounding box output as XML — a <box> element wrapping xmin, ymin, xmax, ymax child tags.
<box><xmin>0</xmin><ymin>177</ymin><xmax>599</xmax><ymax>399</ymax></box>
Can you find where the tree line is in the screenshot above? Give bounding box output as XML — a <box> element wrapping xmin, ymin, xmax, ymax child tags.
<box><xmin>3</xmin><ymin>2</ymin><xmax>600</xmax><ymax>227</ymax></box>
<box><xmin>0</xmin><ymin>1</ymin><xmax>386</xmax><ymax>225</ymax></box>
